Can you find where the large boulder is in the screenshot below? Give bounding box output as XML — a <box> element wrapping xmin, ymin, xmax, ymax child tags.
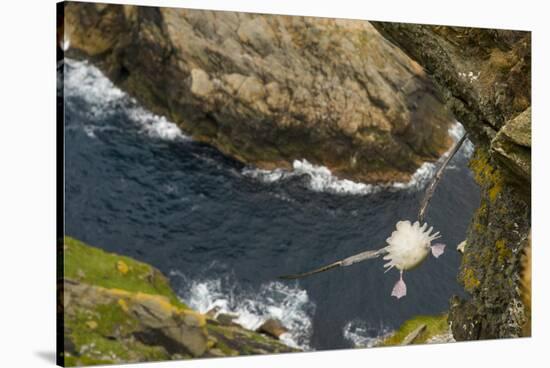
<box><xmin>491</xmin><ymin>107</ymin><xmax>531</xmax><ymax>180</ymax></box>
<box><xmin>256</xmin><ymin>318</ymin><xmax>289</xmax><ymax>339</ymax></box>
<box><xmin>371</xmin><ymin>22</ymin><xmax>531</xmax><ymax>340</ymax></box>
<box><xmin>63</xmin><ymin>3</ymin><xmax>455</xmax><ymax>183</ymax></box>
<box><xmin>64</xmin><ymin>279</ymin><xmax>209</xmax><ymax>358</ymax></box>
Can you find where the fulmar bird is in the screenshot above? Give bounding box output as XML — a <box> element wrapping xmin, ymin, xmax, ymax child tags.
<box><xmin>383</xmin><ymin>220</ymin><xmax>445</xmax><ymax>298</ymax></box>
<box><xmin>279</xmin><ymin>133</ymin><xmax>469</xmax><ymax>299</ymax></box>
<box><xmin>280</xmin><ymin>220</ymin><xmax>446</xmax><ymax>299</ymax></box>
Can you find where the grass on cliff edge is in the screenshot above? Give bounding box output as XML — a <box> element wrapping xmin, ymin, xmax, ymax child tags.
<box><xmin>379</xmin><ymin>314</ymin><xmax>449</xmax><ymax>346</ymax></box>
<box><xmin>63</xmin><ymin>236</ymin><xmax>188</xmax><ymax>309</ymax></box>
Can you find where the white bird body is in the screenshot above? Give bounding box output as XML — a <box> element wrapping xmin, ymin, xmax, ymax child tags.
<box><xmin>383</xmin><ymin>220</ymin><xmax>445</xmax><ymax>298</ymax></box>
<box><xmin>383</xmin><ymin>220</ymin><xmax>440</xmax><ymax>272</ymax></box>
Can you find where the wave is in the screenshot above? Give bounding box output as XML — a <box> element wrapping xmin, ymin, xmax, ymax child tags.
<box><xmin>342</xmin><ymin>319</ymin><xmax>392</xmax><ymax>348</ymax></box>
<box><xmin>64</xmin><ymin>58</ymin><xmax>188</xmax><ymax>142</ymax></box>
<box><xmin>243</xmin><ymin>122</ymin><xmax>474</xmax><ymax>195</ymax></box>
<box><xmin>243</xmin><ymin>157</ymin><xmax>435</xmax><ymax>195</ymax></box>
<box><xmin>64</xmin><ymin>57</ymin><xmax>474</xmax><ymax>192</ymax></box>
<box><xmin>243</xmin><ymin>160</ymin><xmax>379</xmax><ymax>195</ymax></box>
<box><xmin>169</xmin><ymin>272</ymin><xmax>315</xmax><ymax>350</ymax></box>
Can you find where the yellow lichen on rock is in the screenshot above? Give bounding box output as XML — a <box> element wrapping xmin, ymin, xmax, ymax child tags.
<box><xmin>469</xmin><ymin>150</ymin><xmax>503</xmax><ymax>202</ymax></box>
<box><xmin>62</xmin><ymin>236</ymin><xmax>298</xmax><ymax>366</ymax></box>
<box><xmin>116</xmin><ymin>260</ymin><xmax>129</xmax><ymax>275</ymax></box>
<box><xmin>488</xmin><ymin>182</ymin><xmax>503</xmax><ymax>202</ymax></box>
<box><xmin>463</xmin><ymin>268</ymin><xmax>480</xmax><ymax>292</ymax></box>
<box><xmin>117</xmin><ymin>298</ymin><xmax>129</xmax><ymax>312</ymax></box>
<box><xmin>85</xmin><ymin>320</ymin><xmax>98</xmax><ymax>330</ymax></box>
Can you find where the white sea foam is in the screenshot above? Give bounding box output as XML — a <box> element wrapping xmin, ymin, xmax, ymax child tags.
<box><xmin>65</xmin><ymin>57</ymin><xmax>473</xmax><ymax>192</ymax></box>
<box><xmin>64</xmin><ymin>58</ymin><xmax>188</xmax><ymax>141</ymax></box>
<box><xmin>243</xmin><ymin>159</ymin><xmax>378</xmax><ymax>195</ymax></box>
<box><xmin>343</xmin><ymin>319</ymin><xmax>392</xmax><ymax>348</ymax></box>
<box><xmin>243</xmin><ymin>121</ymin><xmax>474</xmax><ymax>195</ymax></box>
<box><xmin>64</xmin><ymin>58</ymin><xmax>125</xmax><ymax>107</ymax></box>
<box><xmin>127</xmin><ymin>107</ymin><xmax>186</xmax><ymax>141</ymax></box>
<box><xmin>169</xmin><ymin>273</ymin><xmax>315</xmax><ymax>350</ymax></box>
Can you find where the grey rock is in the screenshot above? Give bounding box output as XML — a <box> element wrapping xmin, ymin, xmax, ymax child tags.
<box><xmin>492</xmin><ymin>107</ymin><xmax>531</xmax><ymax>181</ymax></box>
<box><xmin>216</xmin><ymin>313</ymin><xmax>239</xmax><ymax>326</ymax></box>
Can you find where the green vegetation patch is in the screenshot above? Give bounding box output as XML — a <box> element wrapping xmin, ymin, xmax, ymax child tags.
<box><xmin>380</xmin><ymin>314</ymin><xmax>449</xmax><ymax>346</ymax></box>
<box><xmin>63</xmin><ymin>236</ymin><xmax>188</xmax><ymax>309</ymax></box>
<box><xmin>64</xmin><ymin>292</ymin><xmax>171</xmax><ymax>366</ymax></box>
<box><xmin>62</xmin><ymin>236</ymin><xmax>298</xmax><ymax>364</ymax></box>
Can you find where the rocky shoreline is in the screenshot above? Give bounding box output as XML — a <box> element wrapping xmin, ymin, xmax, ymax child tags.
<box><xmin>60</xmin><ymin>2</ymin><xmax>531</xmax><ymax>351</ymax></box>
<box><xmin>61</xmin><ymin>237</ymin><xmax>298</xmax><ymax>366</ymax></box>
<box><xmin>61</xmin><ymin>236</ymin><xmax>459</xmax><ymax>365</ymax></box>
<box><xmin>63</xmin><ymin>2</ymin><xmax>455</xmax><ymax>184</ymax></box>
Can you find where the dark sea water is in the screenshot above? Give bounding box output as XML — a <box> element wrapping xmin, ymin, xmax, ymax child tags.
<box><xmin>63</xmin><ymin>58</ymin><xmax>480</xmax><ymax>350</ymax></box>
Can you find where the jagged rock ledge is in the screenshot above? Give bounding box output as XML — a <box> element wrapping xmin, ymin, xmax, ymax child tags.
<box><xmin>370</xmin><ymin>22</ymin><xmax>531</xmax><ymax>339</ymax></box>
<box><xmin>60</xmin><ymin>236</ymin><xmax>297</xmax><ymax>366</ymax></box>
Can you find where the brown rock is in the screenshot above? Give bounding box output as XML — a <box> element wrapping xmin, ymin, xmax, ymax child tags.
<box><xmin>64</xmin><ymin>280</ymin><xmax>208</xmax><ymax>357</ymax></box>
<box><xmin>216</xmin><ymin>313</ymin><xmax>238</xmax><ymax>326</ymax></box>
<box><xmin>205</xmin><ymin>306</ymin><xmax>221</xmax><ymax>319</ymax></box>
<box><xmin>64</xmin><ymin>3</ymin><xmax>455</xmax><ymax>184</ymax></box>
<box><xmin>256</xmin><ymin>318</ymin><xmax>288</xmax><ymax>339</ymax></box>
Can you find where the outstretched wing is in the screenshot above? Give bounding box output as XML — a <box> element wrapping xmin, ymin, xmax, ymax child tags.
<box><xmin>279</xmin><ymin>247</ymin><xmax>388</xmax><ymax>280</ymax></box>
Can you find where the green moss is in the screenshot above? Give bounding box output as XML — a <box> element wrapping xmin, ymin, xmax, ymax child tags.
<box><xmin>93</xmin><ymin>302</ymin><xmax>138</xmax><ymax>337</ymax></box>
<box><xmin>65</xmin><ymin>301</ymin><xmax>170</xmax><ymax>366</ymax></box>
<box><xmin>64</xmin><ymin>236</ymin><xmax>188</xmax><ymax>309</ymax></box>
<box><xmin>206</xmin><ymin>325</ymin><xmax>238</xmax><ymax>355</ymax></box>
<box><xmin>215</xmin><ymin>339</ymin><xmax>237</xmax><ymax>356</ymax></box>
<box><xmin>68</xmin><ymin>322</ymin><xmax>124</xmax><ymax>364</ymax></box>
<box><xmin>207</xmin><ymin>324</ymin><xmax>235</xmax><ymax>339</ymax></box>
<box><xmin>380</xmin><ymin>314</ymin><xmax>449</xmax><ymax>346</ymax></box>
<box><xmin>246</xmin><ymin>330</ymin><xmax>278</xmax><ymax>345</ymax></box>
<box><xmin>63</xmin><ymin>236</ymin><xmax>298</xmax><ymax>362</ymax></box>
<box><xmin>206</xmin><ymin>324</ymin><xmax>294</xmax><ymax>355</ymax></box>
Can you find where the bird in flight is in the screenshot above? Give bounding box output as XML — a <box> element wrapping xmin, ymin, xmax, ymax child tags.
<box><xmin>280</xmin><ymin>220</ymin><xmax>446</xmax><ymax>299</ymax></box>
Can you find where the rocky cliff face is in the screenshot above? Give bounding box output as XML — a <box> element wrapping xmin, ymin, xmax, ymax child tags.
<box><xmin>371</xmin><ymin>22</ymin><xmax>531</xmax><ymax>339</ymax></box>
<box><xmin>63</xmin><ymin>2</ymin><xmax>454</xmax><ymax>183</ymax></box>
<box><xmin>61</xmin><ymin>237</ymin><xmax>296</xmax><ymax>366</ymax></box>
